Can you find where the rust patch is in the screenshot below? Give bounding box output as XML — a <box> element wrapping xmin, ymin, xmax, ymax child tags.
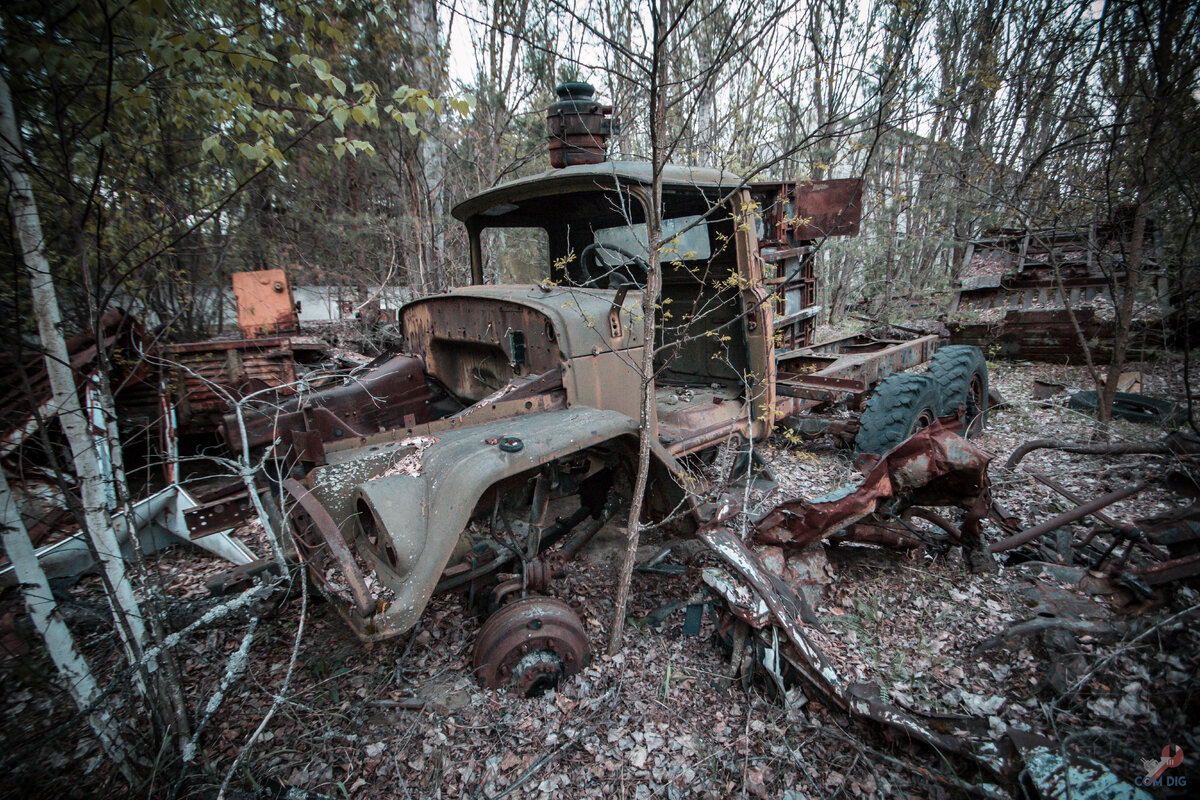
<box><xmin>755</xmin><ymin>421</ymin><xmax>993</xmax><ymax>549</ymax></box>
<box><xmin>232</xmin><ymin>269</ymin><xmax>300</xmax><ymax>338</ymax></box>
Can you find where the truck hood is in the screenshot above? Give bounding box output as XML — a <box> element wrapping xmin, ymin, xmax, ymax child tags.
<box><xmin>400</xmin><ymin>284</ymin><xmax>645</xmax><ymax>361</ymax></box>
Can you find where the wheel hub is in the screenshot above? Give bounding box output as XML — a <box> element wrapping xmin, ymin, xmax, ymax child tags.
<box><xmin>472</xmin><ymin>596</ymin><xmax>589</xmax><ymax>696</ymax></box>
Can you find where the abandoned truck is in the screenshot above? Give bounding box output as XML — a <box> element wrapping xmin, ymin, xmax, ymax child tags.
<box><xmin>219</xmin><ymin>83</ymin><xmax>989</xmax><ymax>697</ymax></box>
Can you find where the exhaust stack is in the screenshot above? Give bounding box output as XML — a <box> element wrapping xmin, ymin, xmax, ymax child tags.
<box><xmin>546</xmin><ymin>81</ymin><xmax>617</xmax><ymax>168</ymax></box>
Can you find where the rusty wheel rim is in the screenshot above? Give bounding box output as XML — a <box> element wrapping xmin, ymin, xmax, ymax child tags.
<box><xmin>472</xmin><ymin>596</ymin><xmax>589</xmax><ymax>696</ymax></box>
<box><xmin>909</xmin><ymin>406</ymin><xmax>936</xmax><ymax>437</ymax></box>
<box><xmin>966</xmin><ymin>374</ymin><xmax>984</xmax><ymax>436</ymax></box>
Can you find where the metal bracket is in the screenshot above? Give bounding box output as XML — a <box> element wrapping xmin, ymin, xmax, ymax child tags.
<box><xmin>609</xmin><ymin>284</ymin><xmax>631</xmax><ymax>338</ymax></box>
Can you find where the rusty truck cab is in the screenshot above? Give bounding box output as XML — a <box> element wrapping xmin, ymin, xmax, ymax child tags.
<box><xmin>450</xmin><ymin>161</ymin><xmax>776</xmax><ymax>455</ymax></box>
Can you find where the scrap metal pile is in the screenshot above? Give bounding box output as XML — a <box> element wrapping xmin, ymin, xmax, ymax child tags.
<box><xmin>3</xmin><ymin>89</ymin><xmax>1195</xmax><ymax>792</ymax></box>
<box><xmin>5</xmin><ymin>298</ymin><xmax>1196</xmax><ymax>798</ymax></box>
<box><xmin>0</xmin><ymin>271</ymin><xmax>372</xmax><ymax>586</ymax></box>
<box><xmin>947</xmin><ymin>216</ymin><xmax>1170</xmax><ymax>362</ymax></box>
<box><xmin>692</xmin><ymin>422</ymin><xmax>1199</xmax><ymax>794</ymax></box>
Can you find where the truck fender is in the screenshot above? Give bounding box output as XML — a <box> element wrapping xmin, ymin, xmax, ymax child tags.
<box><xmin>341</xmin><ymin>408</ymin><xmax>639</xmax><ymax>637</ymax></box>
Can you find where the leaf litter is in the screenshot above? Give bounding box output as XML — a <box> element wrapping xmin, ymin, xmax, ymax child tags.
<box><xmin>0</xmin><ymin>360</ymin><xmax>1197</xmax><ymax>798</ymax></box>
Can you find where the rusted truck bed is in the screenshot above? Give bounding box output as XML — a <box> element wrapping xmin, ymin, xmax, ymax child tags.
<box><xmin>776</xmin><ymin>333</ymin><xmax>939</xmax><ymax>414</ymax></box>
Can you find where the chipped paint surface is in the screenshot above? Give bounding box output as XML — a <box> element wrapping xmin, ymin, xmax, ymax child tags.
<box><xmin>378</xmin><ymin>436</ymin><xmax>439</xmax><ymax>478</ymax></box>
<box><xmin>755</xmin><ymin>421</ymin><xmax>993</xmax><ymax>548</ymax></box>
<box><xmin>702</xmin><ymin>568</ymin><xmax>770</xmax><ymax>627</ymax></box>
<box><xmin>1023</xmin><ymin>747</ymin><xmax>1152</xmax><ymax>800</ymax></box>
<box><xmin>697</xmin><ymin>525</ymin><xmax>997</xmax><ymax>767</ymax></box>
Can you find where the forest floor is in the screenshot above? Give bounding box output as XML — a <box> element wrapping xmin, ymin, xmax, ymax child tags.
<box><xmin>1</xmin><ymin>358</ymin><xmax>1198</xmax><ymax>799</ymax></box>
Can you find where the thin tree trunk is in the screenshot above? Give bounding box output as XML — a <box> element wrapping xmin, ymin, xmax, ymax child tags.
<box><xmin>0</xmin><ymin>467</ymin><xmax>134</xmax><ymax>780</ymax></box>
<box><xmin>0</xmin><ymin>74</ymin><xmax>147</xmax><ymax>664</ymax></box>
<box><xmin>411</xmin><ymin>0</ymin><xmax>446</xmax><ymax>292</ymax></box>
<box><xmin>610</xmin><ymin>0</ymin><xmax>668</xmax><ymax>655</ymax></box>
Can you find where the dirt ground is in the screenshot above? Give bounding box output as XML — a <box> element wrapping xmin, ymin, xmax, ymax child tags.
<box><xmin>1</xmin><ymin>358</ymin><xmax>1198</xmax><ymax>799</ymax></box>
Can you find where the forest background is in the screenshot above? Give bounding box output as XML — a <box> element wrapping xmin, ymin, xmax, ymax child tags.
<box><xmin>3</xmin><ymin>0</ymin><xmax>1196</xmax><ymax>347</ymax></box>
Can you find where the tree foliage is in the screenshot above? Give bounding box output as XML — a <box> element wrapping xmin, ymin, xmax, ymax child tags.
<box><xmin>1</xmin><ymin>0</ymin><xmax>459</xmax><ymax>337</ymax></box>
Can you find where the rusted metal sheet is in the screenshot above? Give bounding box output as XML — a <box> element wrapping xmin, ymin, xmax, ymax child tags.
<box><xmin>185</xmin><ymin>488</ymin><xmax>255</xmax><ymax>539</ymax></box>
<box><xmin>223</xmin><ymin>353</ymin><xmax>447</xmax><ymax>455</ymax></box>
<box><xmin>1</xmin><ymin>309</ymin><xmax>152</xmax><ymax>454</ymax></box>
<box><xmin>755</xmin><ymin>421</ymin><xmax>992</xmax><ymax>549</ymax></box>
<box><xmin>775</xmin><ymin>334</ymin><xmax>938</xmax><ymax>418</ymax></box>
<box><xmin>953</xmin><ymin>219</ymin><xmax>1160</xmax><ymax>313</ymax></box>
<box><xmin>232</xmin><ymin>269</ymin><xmax>300</xmax><ymax>338</ymax></box>
<box><xmin>690</xmin><ymin>425</ymin><xmax>1014</xmax><ymax>769</ymax></box>
<box><xmin>750</xmin><ymin>179</ymin><xmax>863</xmax><ymax>350</ymax></box>
<box><xmin>452</xmin><ymin>368</ymin><xmax>564</xmax><ymax>419</ymax></box>
<box><xmin>775</xmin><ymin>373</ymin><xmax>865</xmax><ymax>403</ymax></box>
<box><xmin>164</xmin><ymin>335</ymin><xmax>295</xmax><ymax>355</ymax></box>
<box><xmin>697</xmin><ymin>526</ymin><xmax>997</xmax><ymax>766</ymax></box>
<box><xmin>657</xmin><ymin>386</ymin><xmax>748</xmax><ymax>453</ymax></box>
<box><xmin>162</xmin><ymin>337</ymin><xmax>298</xmax><ymax>432</ymax></box>
<box><xmin>751</xmin><ymin>178</ymin><xmax>863</xmax><ymax>243</ymax></box>
<box><xmin>949</xmin><ymin>217</ymin><xmax>1167</xmax><ymax>363</ymax></box>
<box><xmin>947</xmin><ymin>308</ymin><xmax>1143</xmax><ymax>364</ymax></box>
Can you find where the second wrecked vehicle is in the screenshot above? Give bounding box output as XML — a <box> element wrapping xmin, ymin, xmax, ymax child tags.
<box><xmin>224</xmin><ymin>83</ymin><xmax>990</xmax><ymax>698</ymax></box>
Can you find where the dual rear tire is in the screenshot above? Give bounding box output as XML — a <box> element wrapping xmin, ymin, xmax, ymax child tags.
<box><xmin>853</xmin><ymin>346</ymin><xmax>988</xmax><ymax>456</ymax></box>
<box><xmin>927</xmin><ymin>345</ymin><xmax>989</xmax><ymax>435</ymax></box>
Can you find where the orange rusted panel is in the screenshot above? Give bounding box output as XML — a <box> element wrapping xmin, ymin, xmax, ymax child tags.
<box><xmin>232</xmin><ymin>269</ymin><xmax>299</xmax><ymax>338</ymax></box>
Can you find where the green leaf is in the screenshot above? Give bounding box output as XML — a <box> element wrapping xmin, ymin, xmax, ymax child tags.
<box><xmin>331</xmin><ymin>107</ymin><xmax>349</xmax><ymax>131</ymax></box>
<box><xmin>238</xmin><ymin>142</ymin><xmax>264</xmax><ymax>160</ymax></box>
<box><xmin>448</xmin><ymin>96</ymin><xmax>475</xmax><ymax>116</ymax></box>
<box><xmin>201</xmin><ymin>134</ymin><xmax>220</xmax><ymax>154</ymax></box>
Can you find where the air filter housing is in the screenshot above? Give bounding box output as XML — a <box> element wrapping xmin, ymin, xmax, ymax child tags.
<box><xmin>546</xmin><ymin>81</ymin><xmax>618</xmax><ymax>168</ymax></box>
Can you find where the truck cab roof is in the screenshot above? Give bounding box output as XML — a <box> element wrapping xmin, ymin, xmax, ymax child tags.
<box><xmin>451</xmin><ymin>160</ymin><xmax>745</xmax><ymax>223</ymax></box>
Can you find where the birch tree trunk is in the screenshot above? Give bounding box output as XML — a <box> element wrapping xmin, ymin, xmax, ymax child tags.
<box><xmin>410</xmin><ymin>0</ymin><xmax>446</xmax><ymax>292</ymax></box>
<box><xmin>0</xmin><ymin>467</ymin><xmax>134</xmax><ymax>780</ymax></box>
<box><xmin>0</xmin><ymin>74</ymin><xmax>147</xmax><ymax>664</ymax></box>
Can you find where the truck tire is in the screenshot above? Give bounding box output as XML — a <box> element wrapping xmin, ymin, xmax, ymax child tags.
<box><xmin>927</xmin><ymin>345</ymin><xmax>988</xmax><ymax>436</ymax></box>
<box><xmin>854</xmin><ymin>373</ymin><xmax>942</xmax><ymax>456</ymax></box>
<box><xmin>1068</xmin><ymin>391</ymin><xmax>1181</xmax><ymax>425</ymax></box>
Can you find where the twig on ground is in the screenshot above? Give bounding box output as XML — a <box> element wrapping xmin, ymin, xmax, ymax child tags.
<box><xmin>1004</xmin><ymin>435</ymin><xmax>1198</xmax><ymax>471</ymax></box>
<box><xmin>1055</xmin><ymin>602</ymin><xmax>1200</xmax><ymax>706</ymax></box>
<box><xmin>218</xmin><ymin>575</ymin><xmax>308</xmax><ymax>799</ymax></box>
<box><xmin>478</xmin><ymin>684</ymin><xmax>620</xmax><ymax>800</ymax></box>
